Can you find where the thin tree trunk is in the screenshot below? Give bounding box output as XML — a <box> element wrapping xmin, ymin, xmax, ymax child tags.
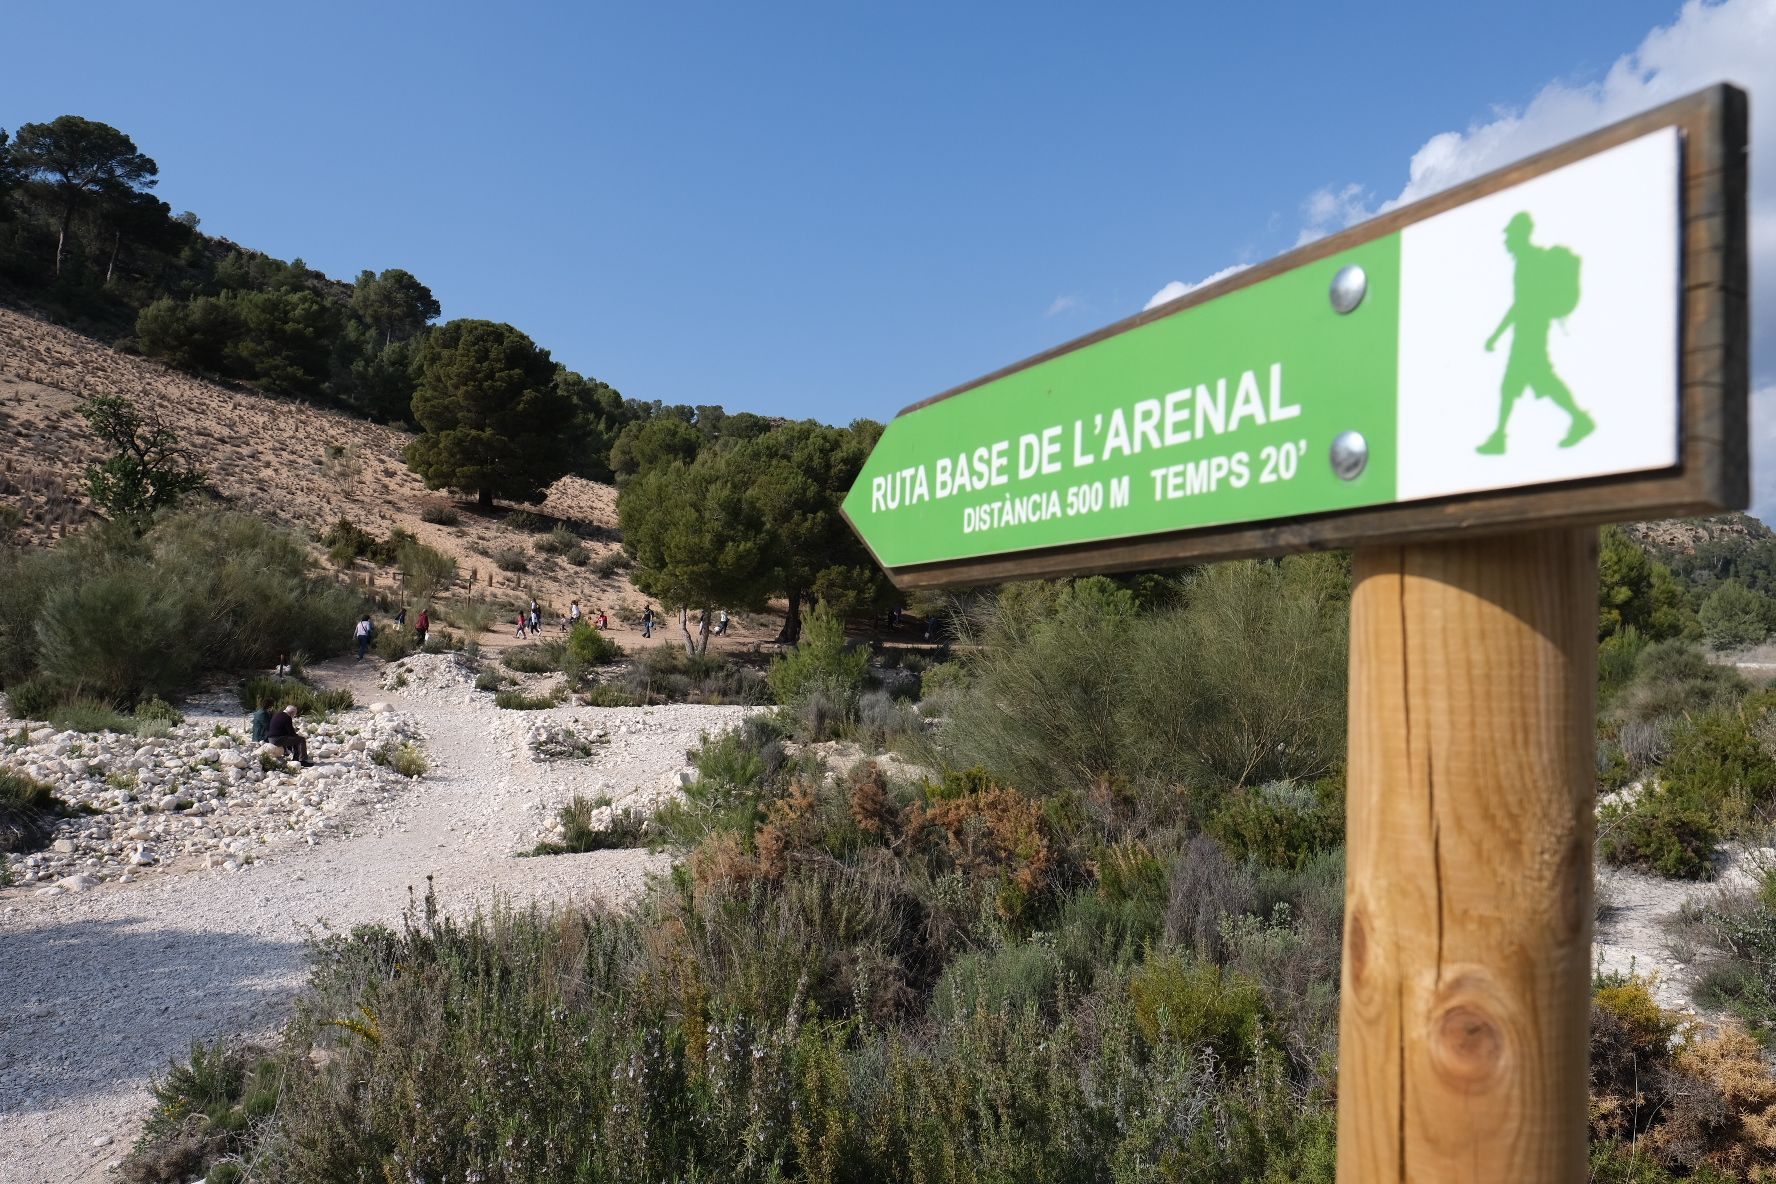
<box><xmin>54</xmin><ymin>203</ymin><xmax>74</xmax><ymax>277</ymax></box>
<box><xmin>678</xmin><ymin>606</ymin><xmax>696</xmax><ymax>657</ymax></box>
<box><xmin>478</xmin><ymin>487</ymin><xmax>494</xmax><ymax>511</ymax></box>
<box><xmin>779</xmin><ymin>589</ymin><xmax>803</xmax><ymax>645</ymax></box>
<box><xmin>697</xmin><ymin>607</ymin><xmax>713</xmax><ymax>656</ymax></box>
<box><xmin>105</xmin><ymin>229</ymin><xmax>120</xmax><ymax>285</ymax></box>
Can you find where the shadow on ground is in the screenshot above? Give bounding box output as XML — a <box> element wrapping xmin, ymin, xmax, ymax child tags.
<box><xmin>0</xmin><ymin>914</ymin><xmax>305</xmax><ymax>1116</ymax></box>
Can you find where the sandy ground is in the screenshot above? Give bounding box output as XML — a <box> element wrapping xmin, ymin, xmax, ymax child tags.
<box><xmin>1594</xmin><ymin>847</ymin><xmax>1772</xmax><ymax>1018</ymax></box>
<box><xmin>0</xmin><ymin>656</ymin><xmax>752</xmax><ymax>1184</ymax></box>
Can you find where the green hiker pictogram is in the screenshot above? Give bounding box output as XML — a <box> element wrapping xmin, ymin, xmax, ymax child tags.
<box><xmin>1477</xmin><ymin>211</ymin><xmax>1594</xmax><ymax>455</ymax></box>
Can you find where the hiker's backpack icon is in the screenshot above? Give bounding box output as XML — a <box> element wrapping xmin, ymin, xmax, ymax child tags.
<box><xmin>1476</xmin><ymin>211</ymin><xmax>1594</xmax><ymax>455</ymax></box>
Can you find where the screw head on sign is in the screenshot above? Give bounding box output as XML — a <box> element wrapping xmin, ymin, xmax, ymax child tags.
<box><xmin>1328</xmin><ymin>265</ymin><xmax>1367</xmax><ymax>315</ymax></box>
<box><xmin>1329</xmin><ymin>431</ymin><xmax>1368</xmax><ymax>481</ymax></box>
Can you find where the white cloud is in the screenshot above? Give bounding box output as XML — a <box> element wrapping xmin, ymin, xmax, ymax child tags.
<box><xmin>1143</xmin><ymin>264</ymin><xmax>1249</xmax><ymax>311</ymax></box>
<box><xmin>1296</xmin><ymin>182</ymin><xmax>1376</xmax><ymax>246</ymax></box>
<box><xmin>1044</xmin><ymin>294</ymin><xmax>1079</xmax><ymax>318</ymax></box>
<box><xmin>1299</xmin><ymin>0</ymin><xmax>1776</xmax><ymax>518</ymax></box>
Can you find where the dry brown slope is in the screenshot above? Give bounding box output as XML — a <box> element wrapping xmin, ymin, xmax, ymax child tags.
<box><xmin>0</xmin><ymin>305</ymin><xmax>641</xmax><ymax>621</ymax></box>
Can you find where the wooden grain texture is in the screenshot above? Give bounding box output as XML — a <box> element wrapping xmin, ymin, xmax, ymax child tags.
<box><xmin>879</xmin><ymin>83</ymin><xmax>1746</xmax><ymax>592</ymax></box>
<box><xmin>1338</xmin><ymin>531</ymin><xmax>1596</xmax><ymax>1183</ymax></box>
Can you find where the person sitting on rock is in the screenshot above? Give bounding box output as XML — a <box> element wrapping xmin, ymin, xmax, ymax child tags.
<box><xmin>265</xmin><ymin>703</ymin><xmax>310</xmax><ymax>766</ymax></box>
<box><xmin>249</xmin><ymin>696</ymin><xmax>274</xmax><ymax>744</ymax></box>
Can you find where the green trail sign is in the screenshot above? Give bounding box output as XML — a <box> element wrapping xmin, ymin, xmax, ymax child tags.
<box><xmin>843</xmin><ymin>104</ymin><xmax>1746</xmax><ymax>589</ymax></box>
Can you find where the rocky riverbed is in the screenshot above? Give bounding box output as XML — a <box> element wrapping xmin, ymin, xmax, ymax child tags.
<box><xmin>3</xmin><ymin>705</ymin><xmax>425</xmax><ymax>892</ymax></box>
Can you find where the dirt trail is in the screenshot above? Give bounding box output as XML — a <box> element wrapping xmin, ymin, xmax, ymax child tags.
<box><xmin>0</xmin><ymin>657</ymin><xmax>750</xmax><ymax>1184</ymax></box>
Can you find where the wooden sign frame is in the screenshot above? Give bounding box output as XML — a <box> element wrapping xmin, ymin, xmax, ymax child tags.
<box><xmin>879</xmin><ymin>84</ymin><xmax>1747</xmax><ymax>591</ymax></box>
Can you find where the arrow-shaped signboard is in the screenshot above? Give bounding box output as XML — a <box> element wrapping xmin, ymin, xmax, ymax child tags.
<box><xmin>844</xmin><ymin>86</ymin><xmax>1746</xmax><ymax>589</ymax></box>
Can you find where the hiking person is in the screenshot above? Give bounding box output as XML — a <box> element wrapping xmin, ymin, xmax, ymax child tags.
<box><xmin>569</xmin><ymin>600</ymin><xmax>582</xmax><ymax>627</ymax></box>
<box><xmin>248</xmin><ymin>697</ymin><xmax>273</xmax><ymax>744</ymax></box>
<box><xmin>515</xmin><ymin>611</ymin><xmax>528</xmax><ymax>639</ymax></box>
<box><xmin>394</xmin><ymin>606</ymin><xmax>407</xmax><ymax>628</ymax></box>
<box><xmin>354</xmin><ymin>615</ymin><xmax>373</xmax><ymax>661</ymax></box>
<box><xmin>529</xmin><ymin>604</ymin><xmax>541</xmax><ymax>634</ymax></box>
<box><xmin>414</xmin><ymin>608</ymin><xmax>429</xmax><ymax>648</ymax></box>
<box><xmin>1477</xmin><ymin>211</ymin><xmax>1594</xmax><ymax>454</ymax></box>
<box><xmin>715</xmin><ymin>610</ymin><xmax>729</xmax><ymax>636</ymax></box>
<box><xmin>642</xmin><ymin>606</ymin><xmax>654</xmax><ymax>639</ymax></box>
<box><xmin>265</xmin><ymin>703</ymin><xmax>310</xmax><ymax>765</ymax></box>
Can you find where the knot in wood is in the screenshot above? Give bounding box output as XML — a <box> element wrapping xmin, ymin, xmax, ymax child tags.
<box><xmin>1430</xmin><ymin>998</ymin><xmax>1508</xmax><ymax>1091</ymax></box>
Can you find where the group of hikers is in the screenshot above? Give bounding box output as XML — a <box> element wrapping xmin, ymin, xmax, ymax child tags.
<box><xmin>353</xmin><ymin>606</ymin><xmax>429</xmax><ymax>661</ymax></box>
<box><xmin>506</xmin><ymin>599</ymin><xmax>729</xmax><ymax>640</ymax></box>
<box><xmin>345</xmin><ymin>596</ymin><xmax>742</xmax><ymax>656</ymax></box>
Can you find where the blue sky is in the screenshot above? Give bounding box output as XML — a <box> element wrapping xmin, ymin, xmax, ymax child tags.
<box><xmin>4</xmin><ymin>1</ymin><xmax>1769</xmax><ymax>448</ymax></box>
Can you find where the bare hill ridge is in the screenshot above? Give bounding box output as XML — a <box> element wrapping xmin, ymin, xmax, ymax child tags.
<box><xmin>0</xmin><ymin>305</ymin><xmax>641</xmax><ymax>622</ymax></box>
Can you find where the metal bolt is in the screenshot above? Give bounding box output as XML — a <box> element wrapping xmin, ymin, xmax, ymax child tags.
<box><xmin>1329</xmin><ymin>265</ymin><xmax>1367</xmax><ymax>314</ymax></box>
<box><xmin>1330</xmin><ymin>431</ymin><xmax>1368</xmax><ymax>480</ymax></box>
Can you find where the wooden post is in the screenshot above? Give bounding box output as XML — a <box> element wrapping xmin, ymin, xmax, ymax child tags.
<box><xmin>1339</xmin><ymin>528</ymin><xmax>1596</xmax><ymax>1182</ymax></box>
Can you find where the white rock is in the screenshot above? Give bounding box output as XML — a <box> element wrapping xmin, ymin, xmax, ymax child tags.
<box><xmin>55</xmin><ymin>873</ymin><xmax>98</xmax><ymax>892</ymax></box>
<box><xmin>158</xmin><ymin>795</ymin><xmax>180</xmax><ymax>812</ymax></box>
<box><xmin>51</xmin><ymin>838</ymin><xmax>76</xmax><ymax>854</ymax></box>
<box><xmin>369</xmin><ymin>702</ymin><xmax>391</xmax><ymax>714</ymax></box>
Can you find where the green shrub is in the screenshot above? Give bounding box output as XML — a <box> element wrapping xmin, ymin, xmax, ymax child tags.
<box><xmin>1206</xmin><ymin>778</ymin><xmax>1345</xmax><ymax>870</ymax></box>
<box><xmin>372</xmin><ymin>627</ymin><xmax>418</xmax><ymax>663</ymax></box>
<box><xmin>396</xmin><ymin>537</ymin><xmax>456</xmax><ymax>600</ymax></box>
<box><xmin>419</xmin><ymin>503</ymin><xmax>460</xmax><ymax>526</ymax></box>
<box><xmin>532</xmin><ymin>796</ymin><xmax>651</xmax><ymax>854</ymax></box>
<box><xmin>491</xmin><ymin>547</ymin><xmax>528</xmax><ymax>573</ymax></box>
<box><xmin>8</xmin><ymin>512</ymin><xmax>358</xmax><ymax>706</ymax></box>
<box><xmin>1687</xmin><ymin>866</ymin><xmax>1776</xmax><ymax>1038</ymax></box>
<box><xmin>578</xmin><ymin>684</ymin><xmax>641</xmax><ymax>707</ymax></box>
<box><xmin>534</xmin><ymin>526</ymin><xmax>580</xmax><ymax>555</ymax></box>
<box><xmin>768</xmin><ymin>604</ymin><xmax>868</xmax><ymax>736</ymax></box>
<box><xmin>1660</xmin><ymin>706</ymin><xmax>1776</xmax><ymax>831</ymax></box>
<box><xmin>49</xmin><ymin>697</ymin><xmax>134</xmax><ymax>733</ymax></box>
<box><xmin>321</xmin><ymin>516</ymin><xmax>396</xmax><ymax>566</ymax></box>
<box><xmin>1699</xmin><ymin>579</ymin><xmax>1772</xmax><ymax>650</ymax></box>
<box><xmin>944</xmin><ymin>559</ymin><xmax>1348</xmax><ymax>797</ymax></box>
<box><xmin>504</xmin><ymin>509</ymin><xmax>551</xmax><ymax>532</ymax></box>
<box><xmin>503</xmin><ymin>639</ymin><xmax>566</xmax><ymax>674</ymax></box>
<box><xmin>917</xmin><ymin>659</ymin><xmax>969</xmax><ymax>704</ymax></box>
<box><xmin>237</xmin><ymin>676</ymin><xmax>353</xmax><ymax>718</ymax></box>
<box><xmin>494</xmin><ymin>688</ymin><xmax>560</xmax><ymax>710</ymax></box>
<box><xmin>592</xmin><ymin>550</ymin><xmax>631</xmax><ymax>577</ymax></box>
<box><xmin>930</xmin><ymin>942</ymin><xmax>1063</xmax><ymax>1023</ymax></box>
<box><xmin>0</xmin><ymin>770</ymin><xmax>67</xmax><ymax>854</ymax></box>
<box><xmin>567</xmin><ymin>623</ymin><xmax>623</xmax><ymax>666</ymax></box>
<box><xmin>134</xmin><ymin>696</ymin><xmax>183</xmax><ymax>725</ymax></box>
<box><xmin>473</xmin><ymin>669</ymin><xmax>505</xmax><ymax>693</ymax></box>
<box><xmin>4</xmin><ymin>674</ymin><xmax>65</xmax><ymax>720</ymax></box>
<box><xmin>372</xmin><ymin>742</ymin><xmax>427</xmax><ymax>778</ymax></box>
<box><xmin>1128</xmin><ymin>953</ymin><xmax>1267</xmax><ymax>1069</ymax></box>
<box><xmin>445</xmin><ymin>598</ymin><xmax>501</xmax><ymax>635</ymax></box>
<box><xmin>1613</xmin><ymin>640</ymin><xmax>1746</xmax><ymax>728</ymax></box>
<box><xmin>1599</xmin><ymin>789</ymin><xmax>1718</xmax><ymax>879</ymax></box>
<box><xmin>121</xmin><ymin>1040</ymin><xmax>281</xmax><ymax>1184</ymax></box>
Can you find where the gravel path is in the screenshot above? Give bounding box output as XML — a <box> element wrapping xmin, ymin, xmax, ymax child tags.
<box><xmin>0</xmin><ymin>655</ymin><xmax>751</xmax><ymax>1184</ymax></box>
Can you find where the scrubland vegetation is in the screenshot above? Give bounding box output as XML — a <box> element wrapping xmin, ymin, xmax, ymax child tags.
<box><xmin>0</xmin><ymin>510</ymin><xmax>358</xmax><ymax>721</ymax></box>
<box><xmin>119</xmin><ymin>534</ymin><xmax>1776</xmax><ymax>1182</ymax></box>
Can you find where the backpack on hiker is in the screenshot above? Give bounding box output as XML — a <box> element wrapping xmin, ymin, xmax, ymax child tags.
<box><xmin>1538</xmin><ymin>245</ymin><xmax>1581</xmax><ymax>321</ymax></box>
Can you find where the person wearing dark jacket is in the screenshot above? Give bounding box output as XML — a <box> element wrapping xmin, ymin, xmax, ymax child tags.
<box><xmin>265</xmin><ymin>704</ymin><xmax>310</xmax><ymax>765</ymax></box>
<box><xmin>249</xmin><ymin>698</ymin><xmax>274</xmax><ymax>744</ymax></box>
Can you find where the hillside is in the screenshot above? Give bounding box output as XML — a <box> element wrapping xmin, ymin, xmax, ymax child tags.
<box><xmin>0</xmin><ymin>305</ymin><xmax>650</xmax><ymax>630</ymax></box>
